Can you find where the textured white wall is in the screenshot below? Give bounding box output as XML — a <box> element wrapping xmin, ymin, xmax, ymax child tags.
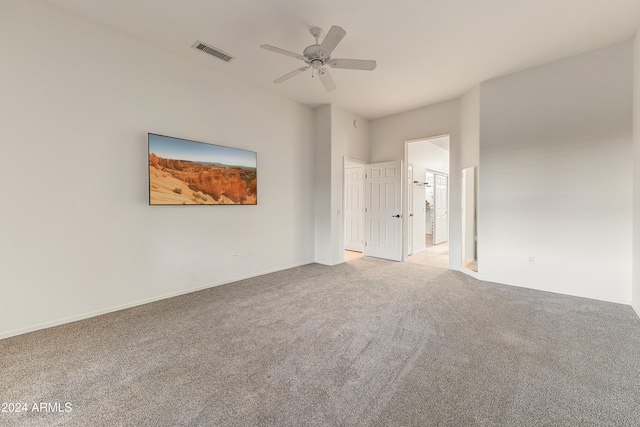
<box><xmin>633</xmin><ymin>29</ymin><xmax>640</xmax><ymax>316</ymax></box>
<box><xmin>479</xmin><ymin>41</ymin><xmax>633</xmax><ymax>303</ymax></box>
<box><xmin>0</xmin><ymin>0</ymin><xmax>315</xmax><ymax>338</ymax></box>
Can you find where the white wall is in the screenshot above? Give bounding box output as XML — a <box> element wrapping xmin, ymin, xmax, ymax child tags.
<box><xmin>314</xmin><ymin>106</ymin><xmax>333</xmax><ymax>265</ymax></box>
<box><xmin>479</xmin><ymin>41</ymin><xmax>633</xmax><ymax>304</ymax></box>
<box><xmin>460</xmin><ymin>87</ymin><xmax>480</xmax><ymax>170</ymax></box>
<box><xmin>370</xmin><ymin>100</ymin><xmax>459</xmax><ymax>163</ymax></box>
<box><xmin>408</xmin><ymin>138</ymin><xmax>450</xmax><ymax>175</ymax></box>
<box><xmin>633</xmin><ymin>29</ymin><xmax>640</xmax><ymax>315</ymax></box>
<box><xmin>0</xmin><ymin>0</ymin><xmax>315</xmax><ymax>339</ymax></box>
<box><xmin>460</xmin><ymin>87</ymin><xmax>481</xmax><ymax>277</ymax></box>
<box><xmin>332</xmin><ymin>106</ymin><xmax>370</xmax><ymax>264</ymax></box>
<box><xmin>370</xmin><ymin>99</ymin><xmax>463</xmax><ymax>269</ymax></box>
<box><xmin>314</xmin><ymin>105</ymin><xmax>369</xmax><ymax>265</ymax></box>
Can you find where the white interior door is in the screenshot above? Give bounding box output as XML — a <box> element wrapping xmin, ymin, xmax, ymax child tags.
<box><xmin>344</xmin><ymin>165</ymin><xmax>365</xmax><ymax>252</ymax></box>
<box><xmin>434</xmin><ymin>174</ymin><xmax>448</xmax><ymax>245</ymax></box>
<box><xmin>365</xmin><ymin>160</ymin><xmax>403</xmax><ymax>261</ymax></box>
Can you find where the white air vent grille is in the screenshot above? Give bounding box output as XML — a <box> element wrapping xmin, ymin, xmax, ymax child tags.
<box><xmin>192</xmin><ymin>41</ymin><xmax>234</xmax><ymax>62</ymax></box>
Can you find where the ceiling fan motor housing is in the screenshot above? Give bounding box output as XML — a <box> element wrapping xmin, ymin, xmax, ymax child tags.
<box><xmin>303</xmin><ymin>44</ymin><xmax>329</xmax><ymax>67</ymax></box>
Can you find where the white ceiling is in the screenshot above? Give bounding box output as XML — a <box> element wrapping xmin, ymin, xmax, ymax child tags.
<box><xmin>44</xmin><ymin>0</ymin><xmax>640</xmax><ymax>120</ymax></box>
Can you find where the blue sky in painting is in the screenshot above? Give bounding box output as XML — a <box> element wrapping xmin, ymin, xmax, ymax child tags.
<box><xmin>148</xmin><ymin>134</ymin><xmax>256</xmax><ymax>168</ymax></box>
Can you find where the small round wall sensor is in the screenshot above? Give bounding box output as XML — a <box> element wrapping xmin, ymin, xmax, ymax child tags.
<box><xmin>353</xmin><ymin>120</ymin><xmax>359</xmax><ymax>128</ymax></box>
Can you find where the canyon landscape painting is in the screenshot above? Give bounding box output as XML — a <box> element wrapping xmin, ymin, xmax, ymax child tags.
<box><xmin>148</xmin><ymin>133</ymin><xmax>257</xmax><ymax>205</ymax></box>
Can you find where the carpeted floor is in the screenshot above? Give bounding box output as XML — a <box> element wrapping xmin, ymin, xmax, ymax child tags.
<box><xmin>2</xmin><ymin>258</ymin><xmax>639</xmax><ymax>426</ymax></box>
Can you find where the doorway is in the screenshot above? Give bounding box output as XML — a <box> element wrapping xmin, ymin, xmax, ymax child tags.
<box><xmin>344</xmin><ymin>158</ymin><xmax>366</xmax><ymax>261</ymax></box>
<box><xmin>343</xmin><ymin>158</ymin><xmax>404</xmax><ymax>263</ymax></box>
<box><xmin>405</xmin><ymin>136</ymin><xmax>450</xmax><ymax>268</ymax></box>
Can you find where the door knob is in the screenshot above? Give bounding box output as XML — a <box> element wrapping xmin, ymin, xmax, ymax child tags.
<box><xmin>392</xmin><ymin>214</ymin><xmax>400</xmax><ymax>218</ymax></box>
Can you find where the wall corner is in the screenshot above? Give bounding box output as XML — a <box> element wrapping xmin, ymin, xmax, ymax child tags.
<box><xmin>632</xmin><ymin>28</ymin><xmax>640</xmax><ymax>317</ymax></box>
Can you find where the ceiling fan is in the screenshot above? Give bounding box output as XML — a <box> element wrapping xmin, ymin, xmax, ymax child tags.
<box><xmin>260</xmin><ymin>25</ymin><xmax>377</xmax><ymax>92</ymax></box>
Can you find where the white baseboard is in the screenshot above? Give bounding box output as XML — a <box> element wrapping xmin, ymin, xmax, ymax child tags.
<box><xmin>0</xmin><ymin>260</ymin><xmax>314</xmax><ymax>341</ymax></box>
<box><xmin>472</xmin><ymin>275</ymin><xmax>631</xmax><ymax>306</ymax></box>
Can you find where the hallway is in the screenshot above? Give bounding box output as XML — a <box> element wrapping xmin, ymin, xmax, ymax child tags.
<box><xmin>406</xmin><ymin>240</ymin><xmax>449</xmax><ymax>269</ymax></box>
<box><xmin>345</xmin><ymin>238</ymin><xmax>449</xmax><ymax>269</ymax></box>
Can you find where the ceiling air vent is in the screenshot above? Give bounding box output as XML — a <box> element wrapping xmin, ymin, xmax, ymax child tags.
<box><xmin>192</xmin><ymin>41</ymin><xmax>234</xmax><ymax>63</ymax></box>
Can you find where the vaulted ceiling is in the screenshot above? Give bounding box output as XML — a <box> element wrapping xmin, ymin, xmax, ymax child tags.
<box><xmin>44</xmin><ymin>0</ymin><xmax>640</xmax><ymax>119</ymax></box>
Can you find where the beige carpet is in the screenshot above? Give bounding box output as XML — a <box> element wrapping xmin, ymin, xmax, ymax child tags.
<box><xmin>1</xmin><ymin>258</ymin><xmax>639</xmax><ymax>426</ymax></box>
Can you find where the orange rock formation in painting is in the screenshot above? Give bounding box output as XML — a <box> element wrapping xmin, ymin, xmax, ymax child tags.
<box><xmin>149</xmin><ymin>154</ymin><xmax>257</xmax><ymax>205</ymax></box>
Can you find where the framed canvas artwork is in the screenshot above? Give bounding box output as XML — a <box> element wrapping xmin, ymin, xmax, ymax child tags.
<box><xmin>148</xmin><ymin>133</ymin><xmax>257</xmax><ymax>205</ymax></box>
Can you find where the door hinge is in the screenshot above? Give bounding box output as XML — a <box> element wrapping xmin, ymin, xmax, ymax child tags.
<box><xmin>365</xmin><ymin>208</ymin><xmax>368</xmax><ymax>212</ymax></box>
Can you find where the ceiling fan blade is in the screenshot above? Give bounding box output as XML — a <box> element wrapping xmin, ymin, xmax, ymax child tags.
<box><xmin>261</xmin><ymin>44</ymin><xmax>307</xmax><ymax>61</ymax></box>
<box><xmin>273</xmin><ymin>66</ymin><xmax>309</xmax><ymax>83</ymax></box>
<box><xmin>317</xmin><ymin>68</ymin><xmax>336</xmax><ymax>92</ymax></box>
<box><xmin>318</xmin><ymin>25</ymin><xmax>346</xmax><ymax>57</ymax></box>
<box><xmin>329</xmin><ymin>58</ymin><xmax>377</xmax><ymax>71</ymax></box>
